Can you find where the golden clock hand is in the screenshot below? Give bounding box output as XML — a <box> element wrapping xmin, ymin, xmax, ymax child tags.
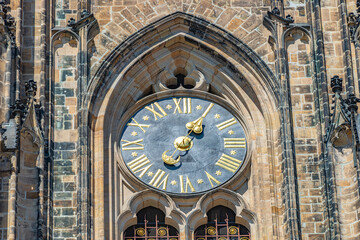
<box><xmin>181</xmin><ymin>129</ymin><xmax>193</xmax><ymax>146</ymax></box>
<box><xmin>186</xmin><ymin>103</ymin><xmax>214</xmax><ymax>134</ymax></box>
<box><xmin>162</xmin><ymin>139</ymin><xmax>184</xmax><ymax>166</ymax></box>
<box><xmin>169</xmin><ymin>148</ymin><xmax>179</xmax><ymax>158</ymax></box>
<box><xmin>162</xmin><ymin>134</ymin><xmax>194</xmax><ymax>165</ymax></box>
<box><xmin>201</xmin><ymin>103</ymin><xmax>215</xmax><ymax>118</ymax></box>
<box><xmin>162</xmin><ymin>150</ymin><xmax>181</xmax><ymax>165</ymax></box>
<box><xmin>164</xmin><ymin>103</ymin><xmax>215</xmax><ymax>165</ymax></box>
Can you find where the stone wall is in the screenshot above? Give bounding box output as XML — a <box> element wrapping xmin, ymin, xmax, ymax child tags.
<box><xmin>0</xmin><ymin>42</ymin><xmax>8</xmax><ymax>123</ymax></box>
<box><xmin>88</xmin><ymin>0</ymin><xmax>274</xmax><ymax>76</ymax></box>
<box><xmin>1</xmin><ymin>0</ymin><xmax>360</xmax><ymax>239</ymax></box>
<box><xmin>286</xmin><ymin>31</ymin><xmax>328</xmax><ymax>239</ymax></box>
<box><xmin>52</xmin><ymin>33</ymin><xmax>79</xmax><ymax>239</ymax></box>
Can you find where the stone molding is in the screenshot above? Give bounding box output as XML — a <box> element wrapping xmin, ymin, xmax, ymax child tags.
<box><xmin>118</xmin><ymin>188</ymin><xmax>257</xmax><ymax>239</ymax></box>
<box><xmin>88</xmin><ymin>13</ymin><xmax>282</xmax><ymax>238</ymax></box>
<box><xmin>117</xmin><ymin>190</ymin><xmax>185</xmax><ymax>233</ymax></box>
<box><xmin>153</xmin><ymin>66</ymin><xmax>209</xmax><ymax>93</ymax></box>
<box><xmin>188</xmin><ymin>188</ymin><xmax>256</xmax><ymax>230</ymax></box>
<box><xmin>86</xmin><ymin>12</ymin><xmax>280</xmax><ymax>112</ymax></box>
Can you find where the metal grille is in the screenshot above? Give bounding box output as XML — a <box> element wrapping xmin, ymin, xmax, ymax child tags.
<box><xmin>194</xmin><ymin>217</ymin><xmax>250</xmax><ymax>240</ymax></box>
<box><xmin>124</xmin><ymin>215</ymin><xmax>179</xmax><ymax>240</ymax></box>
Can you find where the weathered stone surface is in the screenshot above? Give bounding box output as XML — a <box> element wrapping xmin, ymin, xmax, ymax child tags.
<box><xmin>0</xmin><ymin>0</ymin><xmax>359</xmax><ymax>240</ymax></box>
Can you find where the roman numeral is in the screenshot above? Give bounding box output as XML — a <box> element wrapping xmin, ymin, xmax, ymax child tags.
<box><xmin>121</xmin><ymin>139</ymin><xmax>144</xmax><ymax>150</ymax></box>
<box><xmin>205</xmin><ymin>171</ymin><xmax>220</xmax><ymax>187</ymax></box>
<box><xmin>127</xmin><ymin>118</ymin><xmax>150</xmax><ymax>132</ymax></box>
<box><xmin>216</xmin><ymin>118</ymin><xmax>237</xmax><ymax>130</ymax></box>
<box><xmin>149</xmin><ymin>169</ymin><xmax>169</xmax><ymax>190</ymax></box>
<box><xmin>173</xmin><ymin>98</ymin><xmax>192</xmax><ymax>114</ymax></box>
<box><xmin>145</xmin><ymin>102</ymin><xmax>167</xmax><ymax>120</ymax></box>
<box><xmin>224</xmin><ymin>138</ymin><xmax>246</xmax><ymax>148</ymax></box>
<box><xmin>215</xmin><ymin>154</ymin><xmax>242</xmax><ymax>173</ymax></box>
<box><xmin>127</xmin><ymin>154</ymin><xmax>152</xmax><ymax>178</ymax></box>
<box><xmin>179</xmin><ymin>175</ymin><xmax>195</xmax><ymax>193</ymax></box>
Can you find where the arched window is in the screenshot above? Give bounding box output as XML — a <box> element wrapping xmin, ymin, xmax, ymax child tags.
<box><xmin>124</xmin><ymin>207</ymin><xmax>179</xmax><ymax>239</ymax></box>
<box><xmin>194</xmin><ymin>206</ymin><xmax>251</xmax><ymax>240</ymax></box>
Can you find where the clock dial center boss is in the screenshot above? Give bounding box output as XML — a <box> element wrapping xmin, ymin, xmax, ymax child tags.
<box><xmin>120</xmin><ymin>97</ymin><xmax>247</xmax><ymax>194</ymax></box>
<box><xmin>173</xmin><ymin>136</ymin><xmax>193</xmax><ymax>151</ymax></box>
<box><xmin>161</xmin><ymin>135</ymin><xmax>193</xmax><ymax>165</ymax></box>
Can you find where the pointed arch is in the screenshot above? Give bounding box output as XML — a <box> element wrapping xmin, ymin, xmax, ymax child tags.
<box><xmin>86</xmin><ymin>12</ymin><xmax>280</xmax><ymax>115</ymax></box>
<box><xmin>187</xmin><ymin>189</ymin><xmax>257</xmax><ymax>231</ymax></box>
<box><xmin>117</xmin><ymin>190</ymin><xmax>185</xmax><ymax>234</ymax></box>
<box><xmin>87</xmin><ymin>11</ymin><xmax>284</xmax><ymax>239</ymax></box>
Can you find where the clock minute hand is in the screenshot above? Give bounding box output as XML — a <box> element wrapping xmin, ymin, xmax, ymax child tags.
<box><xmin>186</xmin><ymin>103</ymin><xmax>214</xmax><ymax>134</ymax></box>
<box><xmin>164</xmin><ymin>102</ymin><xmax>215</xmax><ymax>165</ymax></box>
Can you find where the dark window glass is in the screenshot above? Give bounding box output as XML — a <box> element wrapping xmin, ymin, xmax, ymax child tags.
<box><xmin>137</xmin><ymin>206</ymin><xmax>165</xmax><ymax>224</ymax></box>
<box><xmin>207</xmin><ymin>205</ymin><xmax>236</xmax><ymax>222</ymax></box>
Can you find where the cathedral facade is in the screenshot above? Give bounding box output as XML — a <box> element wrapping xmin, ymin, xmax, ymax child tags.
<box><xmin>1</xmin><ymin>0</ymin><xmax>360</xmax><ymax>239</ymax></box>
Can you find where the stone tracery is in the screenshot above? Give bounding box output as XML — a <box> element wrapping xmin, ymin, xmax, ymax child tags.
<box><xmin>88</xmin><ymin>13</ymin><xmax>280</xmax><ymax>239</ymax></box>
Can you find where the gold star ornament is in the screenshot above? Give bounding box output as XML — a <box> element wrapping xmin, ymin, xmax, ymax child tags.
<box><xmin>214</xmin><ymin>114</ymin><xmax>221</xmax><ymax>119</ymax></box>
<box><xmin>131</xmin><ymin>131</ymin><xmax>138</xmax><ymax>136</ymax></box>
<box><xmin>196</xmin><ymin>105</ymin><xmax>202</xmax><ymax>110</ymax></box>
<box><xmin>228</xmin><ymin>130</ymin><xmax>234</xmax><ymax>135</ymax></box>
<box><xmin>147</xmin><ymin>172</ymin><xmax>154</xmax><ymax>177</ymax></box>
<box><xmin>216</xmin><ymin>170</ymin><xmax>222</xmax><ymax>176</ymax></box>
<box><xmin>230</xmin><ymin>150</ymin><xmax>237</xmax><ymax>155</ymax></box>
<box><xmin>131</xmin><ymin>152</ymin><xmax>138</xmax><ymax>157</ymax></box>
<box><xmin>197</xmin><ymin>179</ymin><xmax>204</xmax><ymax>184</ymax></box>
<box><xmin>142</xmin><ymin>115</ymin><xmax>149</xmax><ymax>121</ymax></box>
<box><xmin>171</xmin><ymin>180</ymin><xmax>177</xmax><ymax>185</ymax></box>
<box><xmin>166</xmin><ymin>104</ymin><xmax>172</xmax><ymax>110</ymax></box>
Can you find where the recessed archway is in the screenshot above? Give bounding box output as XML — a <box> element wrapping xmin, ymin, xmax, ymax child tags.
<box><xmin>87</xmin><ymin>12</ymin><xmax>283</xmax><ymax>239</ymax></box>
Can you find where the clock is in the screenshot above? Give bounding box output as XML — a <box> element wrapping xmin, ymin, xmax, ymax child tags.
<box><xmin>119</xmin><ymin>96</ymin><xmax>247</xmax><ymax>194</ymax></box>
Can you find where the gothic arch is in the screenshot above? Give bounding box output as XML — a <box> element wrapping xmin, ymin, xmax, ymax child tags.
<box><xmin>51</xmin><ymin>29</ymin><xmax>80</xmax><ymax>45</ymax></box>
<box><xmin>86</xmin><ymin>12</ymin><xmax>285</xmax><ymax>239</ymax></box>
<box><xmin>117</xmin><ymin>190</ymin><xmax>185</xmax><ymax>234</ymax></box>
<box><xmin>187</xmin><ymin>189</ymin><xmax>257</xmax><ymax>236</ymax></box>
<box><xmin>282</xmin><ymin>26</ymin><xmax>312</xmax><ymax>45</ymax></box>
<box><xmin>86</xmin><ymin>12</ymin><xmax>280</xmax><ymax>114</ymax></box>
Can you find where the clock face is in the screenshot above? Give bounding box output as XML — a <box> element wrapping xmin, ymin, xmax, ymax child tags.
<box><xmin>119</xmin><ymin>97</ymin><xmax>247</xmax><ymax>194</ymax></box>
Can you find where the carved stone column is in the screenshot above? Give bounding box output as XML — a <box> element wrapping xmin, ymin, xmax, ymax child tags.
<box><xmin>67</xmin><ymin>11</ymin><xmax>96</xmax><ymax>239</ymax></box>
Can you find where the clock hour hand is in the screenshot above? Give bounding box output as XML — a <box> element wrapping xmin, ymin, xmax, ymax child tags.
<box><xmin>162</xmin><ymin>149</ymin><xmax>181</xmax><ymax>165</ymax></box>
<box><xmin>186</xmin><ymin>103</ymin><xmax>214</xmax><ymax>134</ymax></box>
<box><xmin>162</xmin><ymin>135</ymin><xmax>193</xmax><ymax>165</ymax></box>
